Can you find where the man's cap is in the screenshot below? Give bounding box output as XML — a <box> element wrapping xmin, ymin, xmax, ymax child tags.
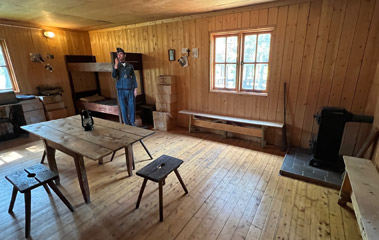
<box><xmin>117</xmin><ymin>47</ymin><xmax>125</xmax><ymax>53</ymax></box>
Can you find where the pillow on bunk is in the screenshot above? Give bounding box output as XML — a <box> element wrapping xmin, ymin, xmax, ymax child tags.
<box><xmin>79</xmin><ymin>94</ymin><xmax>106</xmax><ymax>102</ymax></box>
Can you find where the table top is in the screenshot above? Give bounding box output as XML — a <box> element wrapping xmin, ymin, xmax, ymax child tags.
<box><xmin>21</xmin><ymin>115</ymin><xmax>155</xmax><ymax>160</ymax></box>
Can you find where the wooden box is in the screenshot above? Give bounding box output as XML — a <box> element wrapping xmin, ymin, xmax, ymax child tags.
<box><xmin>156</xmin><ymin>75</ymin><xmax>176</xmax><ymax>85</ymax></box>
<box><xmin>155</xmin><ymin>93</ymin><xmax>177</xmax><ymax>103</ymax></box>
<box><xmin>44</xmin><ymin>102</ymin><xmax>65</xmax><ymax>111</ymax></box>
<box><xmin>156</xmin><ymin>85</ymin><xmax>177</xmax><ymax>95</ymax></box>
<box><xmin>20</xmin><ymin>99</ymin><xmax>44</xmax><ymax>112</ymax></box>
<box><xmin>153</xmin><ymin>111</ymin><xmax>176</xmax><ymax>131</ymax></box>
<box><xmin>38</xmin><ymin>95</ymin><xmax>62</xmax><ymax>104</ymax></box>
<box><xmin>24</xmin><ymin>109</ymin><xmax>46</xmax><ymax>124</ymax></box>
<box><xmin>46</xmin><ymin>108</ymin><xmax>68</xmax><ymax>120</ymax></box>
<box><xmin>156</xmin><ymin>102</ymin><xmax>177</xmax><ymax>112</ymax></box>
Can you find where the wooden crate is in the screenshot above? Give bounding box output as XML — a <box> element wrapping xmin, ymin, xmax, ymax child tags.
<box><xmin>156</xmin><ymin>102</ymin><xmax>177</xmax><ymax>112</ymax></box>
<box><xmin>153</xmin><ymin>111</ymin><xmax>176</xmax><ymax>131</ymax></box>
<box><xmin>156</xmin><ymin>85</ymin><xmax>177</xmax><ymax>94</ymax></box>
<box><xmin>46</xmin><ymin>108</ymin><xmax>68</xmax><ymax>120</ymax></box>
<box><xmin>24</xmin><ymin>109</ymin><xmax>46</xmax><ymax>124</ymax></box>
<box><xmin>156</xmin><ymin>75</ymin><xmax>176</xmax><ymax>85</ymax></box>
<box><xmin>155</xmin><ymin>93</ymin><xmax>177</xmax><ymax>103</ymax></box>
<box><xmin>44</xmin><ymin>102</ymin><xmax>65</xmax><ymax>111</ymax></box>
<box><xmin>20</xmin><ymin>99</ymin><xmax>44</xmax><ymax>112</ymax></box>
<box><xmin>38</xmin><ymin>95</ymin><xmax>62</xmax><ymax>104</ymax></box>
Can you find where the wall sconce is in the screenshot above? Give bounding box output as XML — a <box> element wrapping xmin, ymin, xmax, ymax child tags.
<box><xmin>43</xmin><ymin>31</ymin><xmax>55</xmax><ymax>38</ymax></box>
<box><xmin>30</xmin><ymin>53</ymin><xmax>54</xmax><ymax>72</ymax></box>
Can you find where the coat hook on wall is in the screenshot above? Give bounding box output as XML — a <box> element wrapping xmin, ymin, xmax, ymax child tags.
<box><xmin>30</xmin><ymin>53</ymin><xmax>54</xmax><ymax>72</ymax></box>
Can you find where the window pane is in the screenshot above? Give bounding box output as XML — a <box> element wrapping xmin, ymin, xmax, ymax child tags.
<box><xmin>0</xmin><ymin>49</ymin><xmax>6</xmax><ymax>66</ymax></box>
<box><xmin>243</xmin><ymin>35</ymin><xmax>257</xmax><ymax>62</ymax></box>
<box><xmin>215</xmin><ymin>64</ymin><xmax>225</xmax><ymax>88</ymax></box>
<box><xmin>226</xmin><ymin>36</ymin><xmax>237</xmax><ymax>63</ymax></box>
<box><xmin>215</xmin><ymin>37</ymin><xmax>226</xmax><ymax>63</ymax></box>
<box><xmin>257</xmin><ymin>34</ymin><xmax>271</xmax><ymax>62</ymax></box>
<box><xmin>255</xmin><ymin>64</ymin><xmax>268</xmax><ymax>90</ymax></box>
<box><xmin>0</xmin><ymin>67</ymin><xmax>13</xmax><ymax>90</ymax></box>
<box><xmin>242</xmin><ymin>64</ymin><xmax>255</xmax><ymax>90</ymax></box>
<box><xmin>226</xmin><ymin>64</ymin><xmax>236</xmax><ymax>89</ymax></box>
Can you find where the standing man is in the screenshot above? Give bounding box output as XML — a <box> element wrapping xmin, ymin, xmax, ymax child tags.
<box><xmin>112</xmin><ymin>47</ymin><xmax>138</xmax><ymax>126</ymax></box>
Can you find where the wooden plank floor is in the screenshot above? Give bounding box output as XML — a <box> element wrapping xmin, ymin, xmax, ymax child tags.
<box><xmin>0</xmin><ymin>128</ymin><xmax>361</xmax><ymax>240</ymax></box>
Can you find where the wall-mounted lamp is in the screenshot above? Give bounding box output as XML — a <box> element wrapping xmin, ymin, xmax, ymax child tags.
<box><xmin>43</xmin><ymin>31</ymin><xmax>55</xmax><ymax>38</ymax></box>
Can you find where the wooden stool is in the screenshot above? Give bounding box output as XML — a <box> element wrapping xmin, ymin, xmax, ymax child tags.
<box><xmin>136</xmin><ymin>155</ymin><xmax>188</xmax><ymax>221</ymax></box>
<box><xmin>5</xmin><ymin>164</ymin><xmax>74</xmax><ymax>238</ymax></box>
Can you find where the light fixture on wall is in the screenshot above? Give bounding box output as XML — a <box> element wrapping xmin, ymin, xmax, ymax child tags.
<box><xmin>43</xmin><ymin>31</ymin><xmax>55</xmax><ymax>38</ymax></box>
<box><xmin>30</xmin><ymin>53</ymin><xmax>54</xmax><ymax>72</ymax></box>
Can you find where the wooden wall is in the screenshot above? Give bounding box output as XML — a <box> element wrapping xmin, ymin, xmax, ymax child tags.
<box><xmin>89</xmin><ymin>0</ymin><xmax>379</xmax><ymax>148</ymax></box>
<box><xmin>0</xmin><ymin>24</ymin><xmax>92</xmax><ymax>115</ymax></box>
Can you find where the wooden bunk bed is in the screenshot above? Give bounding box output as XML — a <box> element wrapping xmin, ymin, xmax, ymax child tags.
<box><xmin>65</xmin><ymin>54</ymin><xmax>146</xmax><ymax>122</ymax></box>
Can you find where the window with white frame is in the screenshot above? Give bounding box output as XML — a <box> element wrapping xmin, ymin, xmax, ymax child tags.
<box><xmin>0</xmin><ymin>40</ymin><xmax>18</xmax><ymax>91</ymax></box>
<box><xmin>210</xmin><ymin>28</ymin><xmax>272</xmax><ymax>94</ymax></box>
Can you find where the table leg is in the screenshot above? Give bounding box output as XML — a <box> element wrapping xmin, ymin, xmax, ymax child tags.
<box><xmin>74</xmin><ymin>154</ymin><xmax>91</xmax><ymax>204</ymax></box>
<box><xmin>47</xmin><ymin>181</ymin><xmax>75</xmax><ymax>212</ymax></box>
<box><xmin>140</xmin><ymin>140</ymin><xmax>153</xmax><ymax>160</ymax></box>
<box><xmin>125</xmin><ymin>145</ymin><xmax>134</xmax><ymax>176</ymax></box>
<box><xmin>43</xmin><ymin>140</ymin><xmax>60</xmax><ymax>185</ymax></box>
<box><xmin>338</xmin><ymin>172</ymin><xmax>352</xmax><ymax>206</ymax></box>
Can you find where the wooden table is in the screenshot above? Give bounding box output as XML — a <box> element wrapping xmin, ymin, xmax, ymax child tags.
<box><xmin>21</xmin><ymin>115</ymin><xmax>154</xmax><ymax>204</ymax></box>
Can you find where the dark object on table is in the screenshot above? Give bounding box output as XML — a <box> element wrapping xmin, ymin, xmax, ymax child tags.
<box><xmin>309</xmin><ymin>107</ymin><xmax>374</xmax><ymax>171</ymax></box>
<box><xmin>81</xmin><ymin>110</ymin><xmax>94</xmax><ymax>131</ymax></box>
<box><xmin>136</xmin><ymin>155</ymin><xmax>188</xmax><ymax>222</ymax></box>
<box><xmin>0</xmin><ymin>91</ymin><xmax>18</xmax><ymax>105</ymax></box>
<box><xmin>5</xmin><ymin>164</ymin><xmax>74</xmax><ymax>238</ymax></box>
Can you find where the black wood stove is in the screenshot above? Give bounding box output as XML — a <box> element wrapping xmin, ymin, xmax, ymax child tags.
<box><xmin>309</xmin><ymin>107</ymin><xmax>373</xmax><ymax>171</ymax></box>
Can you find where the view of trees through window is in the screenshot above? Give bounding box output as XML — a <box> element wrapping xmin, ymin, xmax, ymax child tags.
<box><xmin>212</xmin><ymin>29</ymin><xmax>272</xmax><ymax>93</ymax></box>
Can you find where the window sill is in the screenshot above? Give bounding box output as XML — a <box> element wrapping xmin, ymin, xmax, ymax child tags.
<box><xmin>210</xmin><ymin>89</ymin><xmax>268</xmax><ymax>97</ymax></box>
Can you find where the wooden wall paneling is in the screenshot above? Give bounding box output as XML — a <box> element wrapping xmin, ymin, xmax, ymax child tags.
<box><xmin>338</xmin><ymin>0</ymin><xmax>375</xmax><ymax>155</ymax></box>
<box><xmin>176</xmin><ymin>20</ymin><xmax>186</xmax><ymax>125</ymax></box>
<box><xmin>201</xmin><ymin>18</ymin><xmax>210</xmax><ymax>115</ymax></box>
<box><xmin>183</xmin><ymin>20</ymin><xmax>191</xmax><ymax>114</ymax></box>
<box><xmin>147</xmin><ymin>25</ymin><xmax>156</xmax><ymax>104</ymax></box>
<box><xmin>351</xmin><ymin>2</ymin><xmax>379</xmax><ymax>153</ymax></box>
<box><xmin>340</xmin><ymin>0</ymin><xmax>376</xmax><ymax>111</ymax></box>
<box><xmin>263</xmin><ymin>7</ymin><xmax>279</xmax><ymax>144</ymax></box>
<box><xmin>291</xmin><ymin>0</ymin><xmax>323</xmax><ymax>147</ymax></box>
<box><xmin>315</xmin><ymin>0</ymin><xmax>347</xmax><ymax>112</ymax></box>
<box><xmin>285</xmin><ymin>3</ymin><xmax>310</xmax><ymax>147</ymax></box>
<box><xmin>273</xmin><ymin>4</ymin><xmax>299</xmax><ymax>147</ymax></box>
<box><xmin>266</xmin><ymin>6</ymin><xmax>288</xmax><ymax>145</ymax></box>
<box><xmin>195</xmin><ymin>19</ymin><xmax>203</xmax><ymax>112</ymax></box>
<box><xmin>299</xmin><ymin>0</ymin><xmax>334</xmax><ymax>148</ymax></box>
<box><xmin>188</xmin><ymin>20</ymin><xmax>196</xmax><ymax>111</ymax></box>
<box><xmin>327</xmin><ymin>0</ymin><xmax>361</xmax><ymax>107</ymax></box>
<box><xmin>208</xmin><ymin>17</ymin><xmax>217</xmax><ymax>116</ymax></box>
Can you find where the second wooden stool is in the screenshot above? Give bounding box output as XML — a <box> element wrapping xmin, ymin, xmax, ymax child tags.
<box><xmin>136</xmin><ymin>155</ymin><xmax>188</xmax><ymax>221</ymax></box>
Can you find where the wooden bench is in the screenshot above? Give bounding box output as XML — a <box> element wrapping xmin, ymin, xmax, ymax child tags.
<box><xmin>179</xmin><ymin>110</ymin><xmax>284</xmax><ymax>148</ymax></box>
<box><xmin>135</xmin><ymin>155</ymin><xmax>188</xmax><ymax>221</ymax></box>
<box><xmin>338</xmin><ymin>156</ymin><xmax>379</xmax><ymax>240</ymax></box>
<box><xmin>5</xmin><ymin>164</ymin><xmax>74</xmax><ymax>238</ymax></box>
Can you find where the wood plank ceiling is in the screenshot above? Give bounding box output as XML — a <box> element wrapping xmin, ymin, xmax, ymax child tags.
<box><xmin>0</xmin><ymin>0</ymin><xmax>277</xmax><ymax>30</ymax></box>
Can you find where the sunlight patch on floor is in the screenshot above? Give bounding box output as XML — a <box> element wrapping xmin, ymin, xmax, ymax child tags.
<box><xmin>0</xmin><ymin>151</ymin><xmax>23</xmax><ymax>163</ymax></box>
